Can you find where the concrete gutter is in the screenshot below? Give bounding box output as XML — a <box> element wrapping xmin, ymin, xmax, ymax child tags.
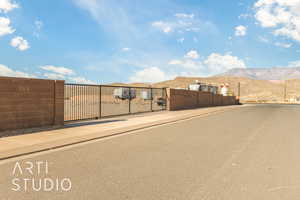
<box><xmin>0</xmin><ymin>105</ymin><xmax>247</xmax><ymax>160</ymax></box>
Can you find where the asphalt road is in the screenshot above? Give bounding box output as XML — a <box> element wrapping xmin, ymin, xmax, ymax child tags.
<box><xmin>1</xmin><ymin>104</ymin><xmax>300</xmax><ymax>200</ymax></box>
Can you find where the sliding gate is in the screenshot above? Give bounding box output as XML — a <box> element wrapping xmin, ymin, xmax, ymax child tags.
<box><xmin>64</xmin><ymin>84</ymin><xmax>167</xmax><ymax>122</ymax></box>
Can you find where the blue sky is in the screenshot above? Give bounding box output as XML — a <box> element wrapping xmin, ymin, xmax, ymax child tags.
<box><xmin>0</xmin><ymin>0</ymin><xmax>300</xmax><ymax>83</ymax></box>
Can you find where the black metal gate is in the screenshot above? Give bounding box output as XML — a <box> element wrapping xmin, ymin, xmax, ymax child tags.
<box><xmin>64</xmin><ymin>84</ymin><xmax>167</xmax><ymax>122</ymax></box>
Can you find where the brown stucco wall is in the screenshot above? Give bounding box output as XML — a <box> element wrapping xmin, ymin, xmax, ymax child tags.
<box><xmin>166</xmin><ymin>88</ymin><xmax>237</xmax><ymax>111</ymax></box>
<box><xmin>0</xmin><ymin>77</ymin><xmax>64</xmax><ymax>132</ymax></box>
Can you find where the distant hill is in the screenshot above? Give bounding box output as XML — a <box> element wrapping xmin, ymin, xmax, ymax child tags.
<box><xmin>151</xmin><ymin>76</ymin><xmax>300</xmax><ymax>103</ymax></box>
<box><xmin>219</xmin><ymin>67</ymin><xmax>300</xmax><ymax>80</ymax></box>
<box><xmin>120</xmin><ymin>74</ymin><xmax>300</xmax><ymax>102</ymax></box>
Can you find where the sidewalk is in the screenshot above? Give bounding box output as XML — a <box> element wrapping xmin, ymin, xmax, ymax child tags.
<box><xmin>0</xmin><ymin>105</ymin><xmax>246</xmax><ymax>160</ymax></box>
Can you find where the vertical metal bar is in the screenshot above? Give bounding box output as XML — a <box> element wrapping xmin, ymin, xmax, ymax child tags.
<box><xmin>87</xmin><ymin>86</ymin><xmax>89</xmax><ymax>119</ymax></box>
<box><xmin>73</xmin><ymin>85</ymin><xmax>75</xmax><ymax>120</ymax></box>
<box><xmin>83</xmin><ymin>85</ymin><xmax>84</xmax><ymax>119</ymax></box>
<box><xmin>77</xmin><ymin>85</ymin><xmax>79</xmax><ymax>120</ymax></box>
<box><xmin>81</xmin><ymin>86</ymin><xmax>83</xmax><ymax>120</ymax></box>
<box><xmin>64</xmin><ymin>85</ymin><xmax>66</xmax><ymax>121</ymax></box>
<box><xmin>92</xmin><ymin>86</ymin><xmax>94</xmax><ymax>119</ymax></box>
<box><xmin>99</xmin><ymin>85</ymin><xmax>102</xmax><ymax>118</ymax></box>
<box><xmin>86</xmin><ymin>85</ymin><xmax>88</xmax><ymax>119</ymax></box>
<box><xmin>79</xmin><ymin>85</ymin><xmax>81</xmax><ymax>120</ymax></box>
<box><xmin>94</xmin><ymin>86</ymin><xmax>96</xmax><ymax>118</ymax></box>
<box><xmin>76</xmin><ymin>85</ymin><xmax>78</xmax><ymax>120</ymax></box>
<box><xmin>82</xmin><ymin>85</ymin><xmax>84</xmax><ymax>120</ymax></box>
<box><xmin>67</xmin><ymin>85</ymin><xmax>69</xmax><ymax>121</ymax></box>
<box><xmin>128</xmin><ymin>87</ymin><xmax>131</xmax><ymax>114</ymax></box>
<box><xmin>161</xmin><ymin>88</ymin><xmax>164</xmax><ymax>111</ymax></box>
<box><xmin>73</xmin><ymin>85</ymin><xmax>75</xmax><ymax>121</ymax></box>
<box><xmin>83</xmin><ymin>86</ymin><xmax>85</xmax><ymax>119</ymax></box>
<box><xmin>82</xmin><ymin>85</ymin><xmax>84</xmax><ymax>119</ymax></box>
<box><xmin>150</xmin><ymin>88</ymin><xmax>153</xmax><ymax>112</ymax></box>
<box><xmin>163</xmin><ymin>88</ymin><xmax>166</xmax><ymax>110</ymax></box>
<box><xmin>68</xmin><ymin>85</ymin><xmax>70</xmax><ymax>121</ymax></box>
<box><xmin>91</xmin><ymin>86</ymin><xmax>93</xmax><ymax>119</ymax></box>
<box><xmin>78</xmin><ymin>85</ymin><xmax>80</xmax><ymax>120</ymax></box>
<box><xmin>70</xmin><ymin>85</ymin><xmax>72</xmax><ymax>121</ymax></box>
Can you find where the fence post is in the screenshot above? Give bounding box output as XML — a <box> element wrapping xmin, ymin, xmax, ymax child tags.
<box><xmin>150</xmin><ymin>88</ymin><xmax>153</xmax><ymax>112</ymax></box>
<box><xmin>164</xmin><ymin>88</ymin><xmax>167</xmax><ymax>110</ymax></box>
<box><xmin>128</xmin><ymin>87</ymin><xmax>131</xmax><ymax>114</ymax></box>
<box><xmin>99</xmin><ymin>85</ymin><xmax>102</xmax><ymax>119</ymax></box>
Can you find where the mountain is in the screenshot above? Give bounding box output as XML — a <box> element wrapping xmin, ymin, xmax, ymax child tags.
<box><xmin>123</xmin><ymin>74</ymin><xmax>300</xmax><ymax>103</ymax></box>
<box><xmin>219</xmin><ymin>67</ymin><xmax>300</xmax><ymax>80</ymax></box>
<box><xmin>152</xmin><ymin>76</ymin><xmax>300</xmax><ymax>103</ymax></box>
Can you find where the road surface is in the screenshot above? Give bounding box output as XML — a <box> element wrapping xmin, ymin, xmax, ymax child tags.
<box><xmin>1</xmin><ymin>104</ymin><xmax>300</xmax><ymax>200</ymax></box>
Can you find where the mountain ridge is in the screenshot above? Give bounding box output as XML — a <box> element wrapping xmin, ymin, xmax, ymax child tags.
<box><xmin>219</xmin><ymin>67</ymin><xmax>300</xmax><ymax>80</ymax></box>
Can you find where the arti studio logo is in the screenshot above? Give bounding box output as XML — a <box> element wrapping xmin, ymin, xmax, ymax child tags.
<box><xmin>11</xmin><ymin>161</ymin><xmax>72</xmax><ymax>192</ymax></box>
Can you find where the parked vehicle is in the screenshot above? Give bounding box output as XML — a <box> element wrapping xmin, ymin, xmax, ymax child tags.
<box><xmin>156</xmin><ymin>97</ymin><xmax>166</xmax><ymax>106</ymax></box>
<box><xmin>114</xmin><ymin>88</ymin><xmax>136</xmax><ymax>100</ymax></box>
<box><xmin>141</xmin><ymin>90</ymin><xmax>152</xmax><ymax>100</ymax></box>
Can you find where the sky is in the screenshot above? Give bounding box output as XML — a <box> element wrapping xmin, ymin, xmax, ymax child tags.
<box><xmin>0</xmin><ymin>0</ymin><xmax>300</xmax><ymax>84</ymax></box>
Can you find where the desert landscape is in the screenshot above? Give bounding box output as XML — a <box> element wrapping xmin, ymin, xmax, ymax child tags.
<box><xmin>118</xmin><ymin>77</ymin><xmax>300</xmax><ymax>103</ymax></box>
<box><xmin>117</xmin><ymin>67</ymin><xmax>300</xmax><ymax>103</ymax></box>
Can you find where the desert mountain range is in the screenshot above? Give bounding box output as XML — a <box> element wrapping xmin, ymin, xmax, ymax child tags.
<box><xmin>119</xmin><ymin>67</ymin><xmax>300</xmax><ymax>102</ymax></box>
<box><xmin>219</xmin><ymin>67</ymin><xmax>300</xmax><ymax>80</ymax></box>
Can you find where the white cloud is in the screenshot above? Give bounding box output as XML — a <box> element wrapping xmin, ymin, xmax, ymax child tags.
<box><xmin>238</xmin><ymin>13</ymin><xmax>251</xmax><ymax>19</ymax></box>
<box><xmin>0</xmin><ymin>64</ymin><xmax>33</xmax><ymax>78</ymax></box>
<box><xmin>40</xmin><ymin>65</ymin><xmax>74</xmax><ymax>75</ymax></box>
<box><xmin>175</xmin><ymin>13</ymin><xmax>194</xmax><ymax>19</ymax></box>
<box><xmin>168</xmin><ymin>51</ymin><xmax>247</xmax><ymax>76</ymax></box>
<box><xmin>254</xmin><ymin>0</ymin><xmax>300</xmax><ymax>42</ymax></box>
<box><xmin>179</xmin><ymin>60</ymin><xmax>201</xmax><ymax>70</ymax></box>
<box><xmin>73</xmin><ymin>0</ymin><xmax>143</xmax><ymax>43</ymax></box>
<box><xmin>0</xmin><ymin>0</ymin><xmax>18</xmax><ymax>13</ymax></box>
<box><xmin>204</xmin><ymin>53</ymin><xmax>247</xmax><ymax>74</ymax></box>
<box><xmin>274</xmin><ymin>42</ymin><xmax>292</xmax><ymax>48</ymax></box>
<box><xmin>129</xmin><ymin>67</ymin><xmax>169</xmax><ymax>83</ymax></box>
<box><xmin>258</xmin><ymin>36</ymin><xmax>269</xmax><ymax>43</ymax></box>
<box><xmin>152</xmin><ymin>14</ymin><xmax>216</xmax><ymax>34</ymax></box>
<box><xmin>121</xmin><ymin>47</ymin><xmax>131</xmax><ymax>52</ymax></box>
<box><xmin>40</xmin><ymin>65</ymin><xmax>95</xmax><ymax>83</ymax></box>
<box><xmin>184</xmin><ymin>50</ymin><xmax>200</xmax><ymax>59</ymax></box>
<box><xmin>151</xmin><ymin>21</ymin><xmax>173</xmax><ymax>33</ymax></box>
<box><xmin>168</xmin><ymin>59</ymin><xmax>183</xmax><ymax>65</ymax></box>
<box><xmin>0</xmin><ymin>17</ymin><xmax>14</xmax><ymax>37</ymax></box>
<box><xmin>288</xmin><ymin>60</ymin><xmax>300</xmax><ymax>67</ymax></box>
<box><xmin>69</xmin><ymin>76</ymin><xmax>96</xmax><ymax>84</ymax></box>
<box><xmin>43</xmin><ymin>73</ymin><xmax>65</xmax><ymax>80</ymax></box>
<box><xmin>10</xmin><ymin>36</ymin><xmax>30</xmax><ymax>51</ymax></box>
<box><xmin>169</xmin><ymin>58</ymin><xmax>201</xmax><ymax>70</ymax></box>
<box><xmin>235</xmin><ymin>25</ymin><xmax>247</xmax><ymax>36</ymax></box>
<box><xmin>258</xmin><ymin>36</ymin><xmax>292</xmax><ymax>48</ymax></box>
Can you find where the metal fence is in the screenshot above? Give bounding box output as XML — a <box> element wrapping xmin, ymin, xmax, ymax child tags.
<box><xmin>64</xmin><ymin>84</ymin><xmax>167</xmax><ymax>122</ymax></box>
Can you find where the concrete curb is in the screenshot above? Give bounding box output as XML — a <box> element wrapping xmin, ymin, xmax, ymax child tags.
<box><xmin>0</xmin><ymin>105</ymin><xmax>246</xmax><ymax>160</ymax></box>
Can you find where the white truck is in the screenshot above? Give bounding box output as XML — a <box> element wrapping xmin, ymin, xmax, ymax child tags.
<box><xmin>113</xmin><ymin>88</ymin><xmax>136</xmax><ymax>100</ymax></box>
<box><xmin>189</xmin><ymin>83</ymin><xmax>218</xmax><ymax>94</ymax></box>
<box><xmin>141</xmin><ymin>90</ymin><xmax>152</xmax><ymax>100</ymax></box>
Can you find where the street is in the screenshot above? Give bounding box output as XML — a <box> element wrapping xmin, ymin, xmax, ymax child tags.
<box><xmin>1</xmin><ymin>104</ymin><xmax>300</xmax><ymax>200</ymax></box>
